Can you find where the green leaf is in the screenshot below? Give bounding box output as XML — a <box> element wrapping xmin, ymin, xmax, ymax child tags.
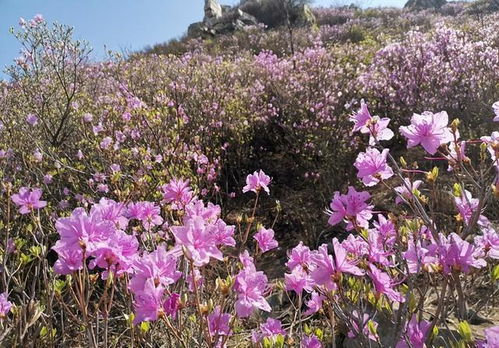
<box><xmin>457</xmin><ymin>321</ymin><xmax>472</xmax><ymax>342</ymax></box>
<box><xmin>140</xmin><ymin>321</ymin><xmax>150</xmax><ymax>333</ymax></box>
<box><xmin>262</xmin><ymin>337</ymin><xmax>272</xmax><ymax>348</ymax></box>
<box><xmin>491</xmin><ymin>264</ymin><xmax>499</xmax><ymax>282</ymax></box>
<box><xmin>275</xmin><ymin>334</ymin><xmax>285</xmax><ymax>348</ymax></box>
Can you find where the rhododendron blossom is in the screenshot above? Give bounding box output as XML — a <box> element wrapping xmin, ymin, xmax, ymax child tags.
<box><xmin>493</xmin><ymin>101</ymin><xmax>499</xmax><ymax>122</ymax></box>
<box><xmin>0</xmin><ymin>292</ymin><xmax>12</xmax><ymax>319</ymax></box>
<box><xmin>242</xmin><ymin>170</ymin><xmax>271</xmax><ymax>194</ymax></box>
<box><xmin>327</xmin><ymin>186</ymin><xmax>373</xmax><ymax>230</ymax></box>
<box><xmin>399</xmin><ymin>111</ymin><xmax>453</xmax><ymax>154</ymax></box>
<box><xmin>354</xmin><ymin>147</ymin><xmax>393</xmax><ymax>186</ymax></box>
<box><xmin>252</xmin><ymin>318</ymin><xmax>286</xmax><ymax>343</ymax></box>
<box><xmin>11</xmin><ymin>187</ymin><xmax>47</xmax><ymax>214</ymax></box>
<box><xmin>253</xmin><ymin>226</ymin><xmax>278</xmax><ymax>253</ymax></box>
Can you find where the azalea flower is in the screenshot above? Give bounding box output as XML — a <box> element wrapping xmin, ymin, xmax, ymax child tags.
<box><xmin>350</xmin><ymin>100</ymin><xmax>393</xmax><ymax>144</ymax></box>
<box><xmin>234</xmin><ymin>252</ymin><xmax>271</xmax><ymax>318</ymax></box>
<box><xmin>354</xmin><ymin>148</ymin><xmax>394</xmax><ymax>186</ymax></box>
<box><xmin>368</xmin><ymin>264</ymin><xmax>404</xmax><ymax>303</ymax></box>
<box><xmin>301</xmin><ymin>335</ymin><xmax>322</xmax><ymax>348</ymax></box>
<box><xmin>311</xmin><ymin>239</ymin><xmax>364</xmax><ymax>290</ymax></box>
<box><xmin>394</xmin><ymin>179</ymin><xmax>423</xmax><ymax>204</ymax></box>
<box><xmin>243</xmin><ymin>170</ymin><xmax>271</xmax><ymax>194</ymax></box>
<box><xmin>396</xmin><ymin>315</ymin><xmax>431</xmax><ymax>348</ymax></box>
<box><xmin>347</xmin><ymin>310</ymin><xmax>379</xmax><ymax>341</ymax></box>
<box><xmin>285</xmin><ymin>266</ymin><xmax>313</xmax><ymax>294</ymax></box>
<box><xmin>251</xmin><ymin>318</ymin><xmax>286</xmax><ymax>343</ymax></box>
<box><xmin>254</xmin><ymin>227</ymin><xmax>278</xmax><ymax>253</ymax></box>
<box><xmin>493</xmin><ymin>101</ymin><xmax>499</xmax><ymax>122</ymax></box>
<box><xmin>26</xmin><ymin>113</ymin><xmax>38</xmax><ymax>125</ymax></box>
<box><xmin>399</xmin><ymin>111</ymin><xmax>453</xmax><ymax>154</ymax></box>
<box><xmin>327</xmin><ymin>186</ymin><xmax>373</xmax><ymax>230</ymax></box>
<box><xmin>11</xmin><ymin>187</ymin><xmax>47</xmax><ymax>214</ymax></box>
<box><xmin>303</xmin><ymin>291</ymin><xmax>325</xmax><ymax>316</ymax></box>
<box><xmin>286</xmin><ymin>242</ymin><xmax>313</xmax><ymax>271</ymax></box>
<box><xmin>208</xmin><ymin>306</ymin><xmax>232</xmax><ymax>338</ymax></box>
<box><xmin>171</xmin><ymin>216</ymin><xmax>223</xmax><ymax>266</ymax></box>
<box><xmin>0</xmin><ymin>292</ymin><xmax>12</xmax><ymax>319</ymax></box>
<box><xmin>161</xmin><ymin>178</ymin><xmax>193</xmax><ymax>209</ymax></box>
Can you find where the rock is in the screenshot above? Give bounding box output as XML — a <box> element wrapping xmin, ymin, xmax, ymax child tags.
<box><xmin>204</xmin><ymin>0</ymin><xmax>223</xmax><ymax>22</ymax></box>
<box><xmin>294</xmin><ymin>4</ymin><xmax>317</xmax><ymax>27</ymax></box>
<box><xmin>404</xmin><ymin>0</ymin><xmax>447</xmax><ymax>10</ymax></box>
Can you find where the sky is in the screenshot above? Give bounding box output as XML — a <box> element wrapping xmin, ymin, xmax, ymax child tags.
<box><xmin>0</xmin><ymin>0</ymin><xmax>406</xmax><ymax>80</ymax></box>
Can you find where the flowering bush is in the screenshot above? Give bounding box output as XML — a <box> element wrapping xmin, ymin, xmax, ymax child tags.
<box><xmin>1</xmin><ymin>8</ymin><xmax>499</xmax><ymax>348</ymax></box>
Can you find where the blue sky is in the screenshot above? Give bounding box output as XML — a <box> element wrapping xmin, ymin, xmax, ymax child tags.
<box><xmin>0</xmin><ymin>0</ymin><xmax>406</xmax><ymax>80</ymax></box>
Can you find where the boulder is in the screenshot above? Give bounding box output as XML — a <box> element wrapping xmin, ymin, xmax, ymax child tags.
<box><xmin>294</xmin><ymin>4</ymin><xmax>317</xmax><ymax>27</ymax></box>
<box><xmin>204</xmin><ymin>0</ymin><xmax>223</xmax><ymax>22</ymax></box>
<box><xmin>404</xmin><ymin>0</ymin><xmax>447</xmax><ymax>10</ymax></box>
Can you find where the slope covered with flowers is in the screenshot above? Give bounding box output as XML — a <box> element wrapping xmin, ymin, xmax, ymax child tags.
<box><xmin>0</xmin><ymin>4</ymin><xmax>498</xmax><ymax>347</ymax></box>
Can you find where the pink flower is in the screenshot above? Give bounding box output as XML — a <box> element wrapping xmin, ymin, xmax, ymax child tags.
<box><xmin>482</xmin><ymin>326</ymin><xmax>499</xmax><ymax>348</ymax></box>
<box><xmin>447</xmin><ymin>141</ymin><xmax>468</xmax><ymax>171</ymax></box>
<box><xmin>254</xmin><ymin>227</ymin><xmax>278</xmax><ymax>253</ymax></box>
<box><xmin>243</xmin><ymin>170</ymin><xmax>271</xmax><ymax>194</ymax></box>
<box><xmin>286</xmin><ymin>242</ymin><xmax>312</xmax><ymax>271</ymax></box>
<box><xmin>311</xmin><ymin>239</ymin><xmax>364</xmax><ymax>291</ymax></box>
<box><xmin>26</xmin><ymin>113</ymin><xmax>38</xmax><ymax>125</ymax></box>
<box><xmin>400</xmin><ymin>111</ymin><xmax>453</xmax><ymax>154</ymax></box>
<box><xmin>161</xmin><ymin>178</ymin><xmax>193</xmax><ymax>209</ymax></box>
<box><xmin>347</xmin><ymin>310</ymin><xmax>379</xmax><ymax>341</ymax></box>
<box><xmin>480</xmin><ymin>131</ymin><xmax>499</xmax><ymax>163</ymax></box>
<box><xmin>234</xmin><ymin>252</ymin><xmax>271</xmax><ymax>318</ymax></box>
<box><xmin>475</xmin><ymin>227</ymin><xmax>499</xmax><ymax>259</ymax></box>
<box><xmin>350</xmin><ymin>100</ymin><xmax>372</xmax><ymax>133</ymax></box>
<box><xmin>285</xmin><ymin>266</ymin><xmax>313</xmax><ymax>294</ymax></box>
<box><xmin>394</xmin><ymin>179</ymin><xmax>423</xmax><ymax>204</ymax></box>
<box><xmin>354</xmin><ymin>148</ymin><xmax>393</xmax><ymax>186</ymax></box>
<box><xmin>11</xmin><ymin>187</ymin><xmax>47</xmax><ymax>214</ymax></box>
<box><xmin>127</xmin><ymin>201</ymin><xmax>163</xmax><ymax>230</ymax></box>
<box><xmin>327</xmin><ymin>186</ymin><xmax>373</xmax><ymax>230</ymax></box>
<box><xmin>132</xmin><ymin>278</ymin><xmax>165</xmax><ymax>324</ymax></box>
<box><xmin>304</xmin><ymin>292</ymin><xmax>324</xmax><ymax>315</ymax></box>
<box><xmin>252</xmin><ymin>318</ymin><xmax>286</xmax><ymax>343</ymax></box>
<box><xmin>0</xmin><ymin>292</ymin><xmax>12</xmax><ymax>319</ymax></box>
<box><xmin>129</xmin><ymin>246</ymin><xmax>181</xmax><ymax>294</ymax></box>
<box><xmin>350</xmin><ymin>101</ymin><xmax>393</xmax><ymax>144</ymax></box>
<box><xmin>211</xmin><ymin>219</ymin><xmax>236</xmax><ymax>247</ymax></box>
<box><xmin>208</xmin><ymin>306</ymin><xmax>232</xmax><ymax>338</ymax></box>
<box><xmin>396</xmin><ymin>315</ymin><xmax>431</xmax><ymax>348</ymax></box>
<box><xmin>301</xmin><ymin>335</ymin><xmax>322</xmax><ymax>348</ymax></box>
<box><xmin>493</xmin><ymin>101</ymin><xmax>499</xmax><ymax>122</ymax></box>
<box><xmin>440</xmin><ymin>233</ymin><xmax>486</xmax><ymax>274</ymax></box>
<box><xmin>368</xmin><ymin>264</ymin><xmax>404</xmax><ymax>303</ymax></box>
<box><xmin>171</xmin><ymin>216</ymin><xmax>223</xmax><ymax>266</ymax></box>
<box><xmin>100</xmin><ymin>136</ymin><xmax>113</xmax><ymax>149</ymax></box>
<box><xmin>454</xmin><ymin>190</ymin><xmax>489</xmax><ymax>227</ymax></box>
<box><xmin>91</xmin><ymin>197</ymin><xmax>128</xmax><ymax>230</ymax></box>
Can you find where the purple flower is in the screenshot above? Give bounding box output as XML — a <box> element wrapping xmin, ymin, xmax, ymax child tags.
<box><xmin>301</xmin><ymin>335</ymin><xmax>322</xmax><ymax>348</ymax></box>
<box><xmin>0</xmin><ymin>292</ymin><xmax>12</xmax><ymax>319</ymax></box>
<box><xmin>243</xmin><ymin>170</ymin><xmax>271</xmax><ymax>194</ymax></box>
<box><xmin>252</xmin><ymin>318</ymin><xmax>286</xmax><ymax>343</ymax></box>
<box><xmin>350</xmin><ymin>100</ymin><xmax>372</xmax><ymax>133</ymax></box>
<box><xmin>26</xmin><ymin>113</ymin><xmax>38</xmax><ymax>126</ymax></box>
<box><xmin>327</xmin><ymin>186</ymin><xmax>373</xmax><ymax>230</ymax></box>
<box><xmin>171</xmin><ymin>216</ymin><xmax>223</xmax><ymax>266</ymax></box>
<box><xmin>354</xmin><ymin>148</ymin><xmax>393</xmax><ymax>186</ymax></box>
<box><xmin>454</xmin><ymin>190</ymin><xmax>489</xmax><ymax>227</ymax></box>
<box><xmin>286</xmin><ymin>242</ymin><xmax>312</xmax><ymax>271</ymax></box>
<box><xmin>440</xmin><ymin>233</ymin><xmax>486</xmax><ymax>274</ymax></box>
<box><xmin>234</xmin><ymin>252</ymin><xmax>271</xmax><ymax>318</ymax></box>
<box><xmin>129</xmin><ymin>246</ymin><xmax>180</xmax><ymax>295</ymax></box>
<box><xmin>475</xmin><ymin>227</ymin><xmax>499</xmax><ymax>259</ymax></box>
<box><xmin>396</xmin><ymin>315</ymin><xmax>431</xmax><ymax>348</ymax></box>
<box><xmin>310</xmin><ymin>238</ymin><xmax>364</xmax><ymax>291</ymax></box>
<box><xmin>208</xmin><ymin>306</ymin><xmax>232</xmax><ymax>338</ymax></box>
<box><xmin>11</xmin><ymin>187</ymin><xmax>47</xmax><ymax>214</ymax></box>
<box><xmin>400</xmin><ymin>111</ymin><xmax>453</xmax><ymax>154</ymax></box>
<box><xmin>394</xmin><ymin>179</ymin><xmax>423</xmax><ymax>205</ymax></box>
<box><xmin>254</xmin><ymin>227</ymin><xmax>278</xmax><ymax>253</ymax></box>
<box><xmin>368</xmin><ymin>264</ymin><xmax>404</xmax><ymax>303</ymax></box>
<box><xmin>347</xmin><ymin>310</ymin><xmax>379</xmax><ymax>341</ymax></box>
<box><xmin>127</xmin><ymin>201</ymin><xmax>163</xmax><ymax>230</ymax></box>
<box><xmin>132</xmin><ymin>278</ymin><xmax>165</xmax><ymax>324</ymax></box>
<box><xmin>304</xmin><ymin>291</ymin><xmax>325</xmax><ymax>316</ymax></box>
<box><xmin>285</xmin><ymin>266</ymin><xmax>313</xmax><ymax>294</ymax></box>
<box><xmin>350</xmin><ymin>101</ymin><xmax>393</xmax><ymax>144</ymax></box>
<box><xmin>493</xmin><ymin>101</ymin><xmax>499</xmax><ymax>122</ymax></box>
<box><xmin>161</xmin><ymin>178</ymin><xmax>193</xmax><ymax>209</ymax></box>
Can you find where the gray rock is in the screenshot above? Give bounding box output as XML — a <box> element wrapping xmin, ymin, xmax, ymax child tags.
<box><xmin>294</xmin><ymin>4</ymin><xmax>317</xmax><ymax>27</ymax></box>
<box><xmin>405</xmin><ymin>0</ymin><xmax>447</xmax><ymax>10</ymax></box>
<box><xmin>204</xmin><ymin>0</ymin><xmax>223</xmax><ymax>21</ymax></box>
